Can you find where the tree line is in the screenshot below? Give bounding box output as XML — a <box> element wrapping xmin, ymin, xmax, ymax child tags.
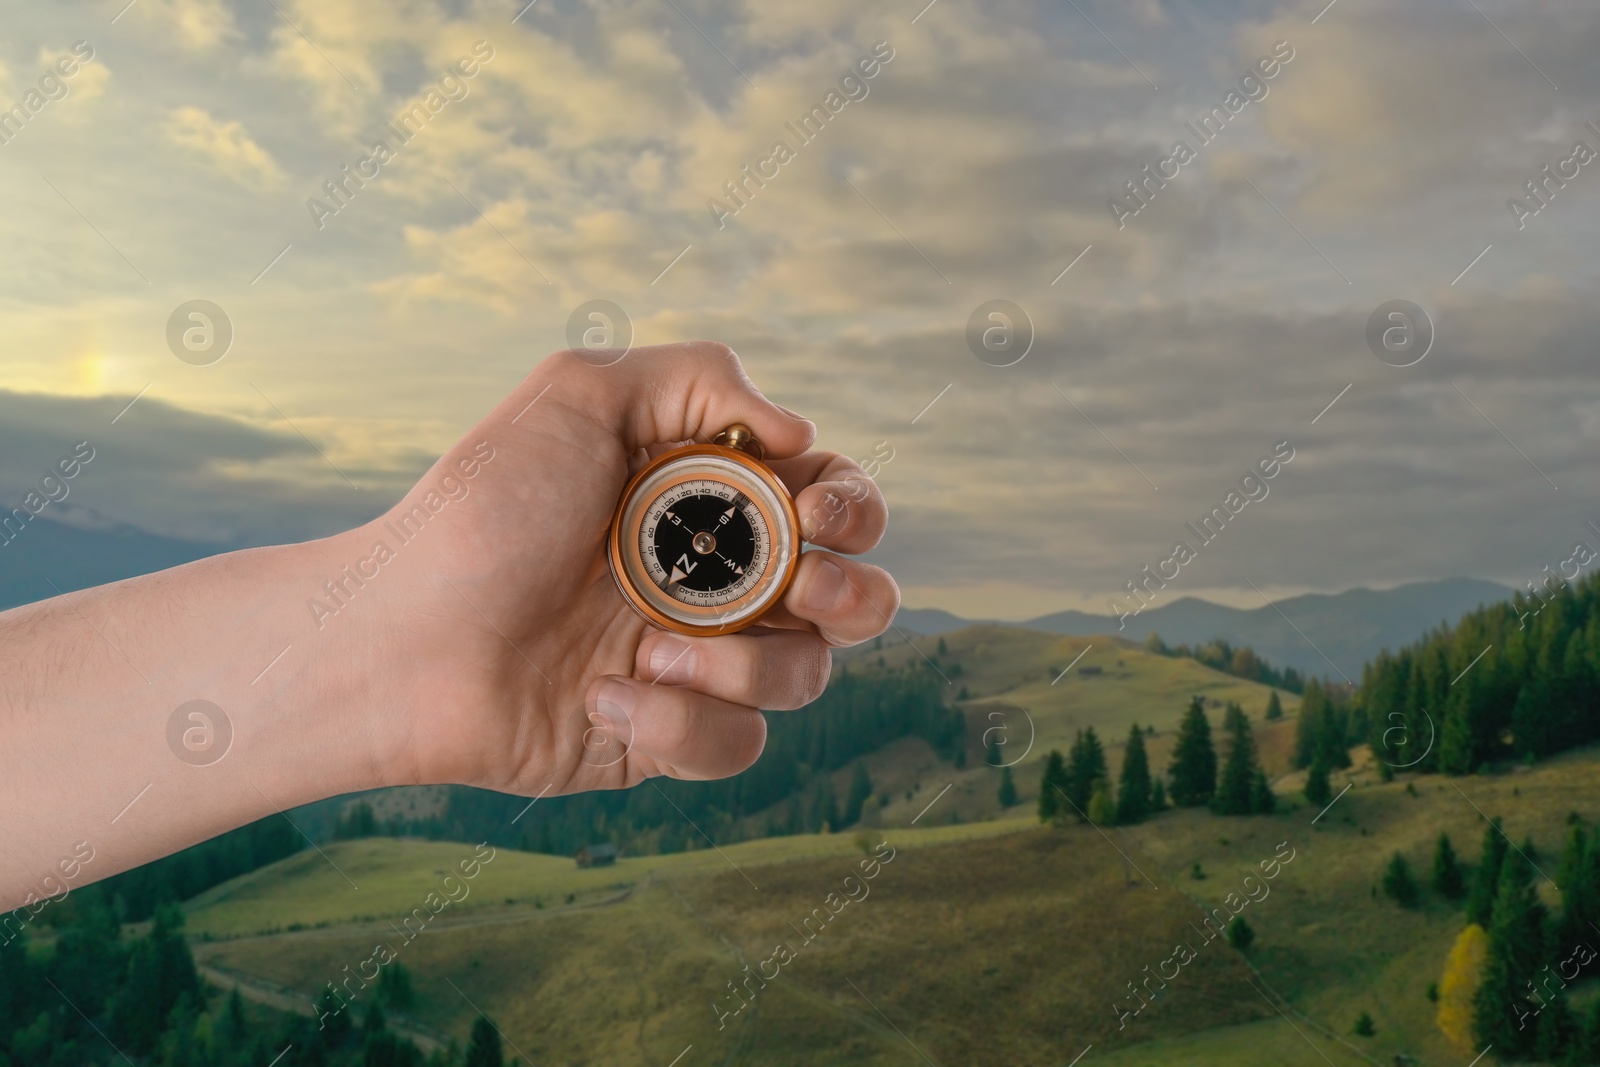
<box><xmin>1144</xmin><ymin>634</ymin><xmax>1306</xmax><ymax>693</ymax></box>
<box><xmin>1036</xmin><ymin>695</ymin><xmax>1280</xmax><ymax>827</ymax></box>
<box><xmin>0</xmin><ymin>883</ymin><xmax>513</xmax><ymax>1067</ymax></box>
<box><xmin>1358</xmin><ymin>570</ymin><xmax>1600</xmax><ymax>775</ymax></box>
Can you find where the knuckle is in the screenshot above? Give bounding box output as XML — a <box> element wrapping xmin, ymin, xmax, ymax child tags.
<box><xmin>797</xmin><ymin>644</ymin><xmax>833</xmax><ymax>706</ymax></box>
<box><xmin>688</xmin><ymin>339</ymin><xmax>738</xmax><ymax>368</ymax></box>
<box><xmin>545</xmin><ymin>348</ymin><xmax>589</xmax><ymax>373</ymax></box>
<box><xmin>752</xmin><ymin>637</ymin><xmax>830</xmax><ymax>710</ymax></box>
<box><xmin>656</xmin><ymin>699</ymin><xmax>698</xmax><ymax>754</ymax></box>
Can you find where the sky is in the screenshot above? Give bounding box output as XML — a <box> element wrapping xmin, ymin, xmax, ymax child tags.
<box><xmin>1</xmin><ymin>0</ymin><xmax>1598</xmax><ymax>619</ymax></box>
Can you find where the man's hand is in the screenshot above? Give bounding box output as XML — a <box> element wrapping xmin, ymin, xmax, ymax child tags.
<box><xmin>372</xmin><ymin>341</ymin><xmax>899</xmax><ymax>798</ymax></box>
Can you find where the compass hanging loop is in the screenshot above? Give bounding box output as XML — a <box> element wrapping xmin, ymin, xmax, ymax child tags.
<box><xmin>711</xmin><ymin>423</ymin><xmax>765</xmax><ymax>461</ymax></box>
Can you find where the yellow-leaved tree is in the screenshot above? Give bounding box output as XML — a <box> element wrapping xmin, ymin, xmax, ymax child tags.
<box><xmin>1438</xmin><ymin>923</ymin><xmax>1489</xmax><ymax>1049</ymax></box>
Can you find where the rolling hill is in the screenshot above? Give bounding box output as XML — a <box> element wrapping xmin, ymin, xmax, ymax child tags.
<box><xmin>833</xmin><ymin>624</ymin><xmax>1300</xmax><ymax>833</ymax></box>
<box><xmin>182</xmin><ymin>745</ymin><xmax>1600</xmax><ymax>1066</ymax></box>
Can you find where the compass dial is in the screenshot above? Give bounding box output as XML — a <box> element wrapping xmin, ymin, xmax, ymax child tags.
<box><xmin>639</xmin><ymin>480</ymin><xmax>768</xmax><ymax>607</ymax></box>
<box><xmin>609</xmin><ymin>446</ymin><xmax>800</xmax><ymax>635</ymax></box>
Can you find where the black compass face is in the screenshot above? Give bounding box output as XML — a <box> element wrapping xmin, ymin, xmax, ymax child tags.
<box><xmin>640</xmin><ymin>479</ymin><xmax>769</xmax><ymax>606</ymax></box>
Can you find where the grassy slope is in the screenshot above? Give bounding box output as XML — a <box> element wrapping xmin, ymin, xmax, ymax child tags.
<box><xmin>850</xmin><ymin>626</ymin><xmax>1300</xmax><ymax>831</ymax></box>
<box><xmin>194</xmin><ymin>826</ymin><xmax>1271</xmax><ymax>1067</ymax></box>
<box><xmin>190</xmin><ymin>747</ymin><xmax>1600</xmax><ymax>1067</ymax></box>
<box><xmin>1117</xmin><ymin>747</ymin><xmax>1600</xmax><ymax>1066</ymax></box>
<box><xmin>873</xmin><ymin>626</ymin><xmax>1295</xmax><ymax>748</ymax></box>
<box><xmin>184</xmin><ymin>819</ymin><xmax>1032</xmax><ymax>939</ymax></box>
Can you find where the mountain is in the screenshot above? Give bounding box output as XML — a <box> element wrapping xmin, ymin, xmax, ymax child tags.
<box><xmin>890</xmin><ymin>606</ymin><xmax>983</xmax><ymax>635</ymax></box>
<box><xmin>895</xmin><ymin>578</ymin><xmax>1515</xmax><ymax>680</ymax></box>
<box><xmin>0</xmin><ymin>512</ymin><xmax>224</xmax><ymax>610</ymax></box>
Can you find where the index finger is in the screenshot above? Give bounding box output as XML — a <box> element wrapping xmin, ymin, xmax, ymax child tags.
<box><xmin>537</xmin><ymin>340</ymin><xmax>818</xmax><ymax>459</ymax></box>
<box><xmin>767</xmin><ymin>452</ymin><xmax>889</xmax><ymax>553</ymax></box>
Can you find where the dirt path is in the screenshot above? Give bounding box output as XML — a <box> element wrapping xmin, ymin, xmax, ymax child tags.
<box><xmin>197</xmin><ymin>875</ymin><xmax>648</xmax><ymax>948</ymax></box>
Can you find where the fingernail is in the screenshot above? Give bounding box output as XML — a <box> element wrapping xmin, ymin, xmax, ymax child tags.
<box><xmin>594</xmin><ymin>679</ymin><xmax>635</xmax><ymax>730</ymax></box>
<box><xmin>804</xmin><ymin>557</ymin><xmax>848</xmax><ymax>613</ymax></box>
<box><xmin>648</xmin><ymin>638</ymin><xmax>696</xmax><ymax>685</ymax></box>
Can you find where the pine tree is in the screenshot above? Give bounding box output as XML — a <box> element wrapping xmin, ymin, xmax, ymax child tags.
<box><xmin>465</xmin><ymin>1016</ymin><xmax>505</xmax><ymax>1067</ymax></box>
<box><xmin>1037</xmin><ymin>750</ymin><xmax>1067</xmax><ymax>824</ymax></box>
<box><xmin>1558</xmin><ymin>823</ymin><xmax>1598</xmax><ymax>945</ymax></box>
<box><xmin>1150</xmin><ymin>778</ymin><xmax>1168</xmax><ymax>811</ymax></box>
<box><xmin>1580</xmin><ymin>996</ymin><xmax>1600</xmax><ymax>1065</ymax></box>
<box><xmin>219</xmin><ymin>988</ymin><xmax>248</xmax><ymax>1047</ymax></box>
<box><xmin>1304</xmin><ymin>756</ymin><xmax>1331</xmax><ymax>806</ymax></box>
<box><xmin>379</xmin><ymin>962</ymin><xmax>417</xmax><ymax>1013</ymax></box>
<box><xmin>1352</xmin><ymin>1012</ymin><xmax>1375</xmax><ymax>1037</ymax></box>
<box><xmin>1293</xmin><ymin>680</ymin><xmax>1325</xmax><ymax>768</ymax></box>
<box><xmin>998</xmin><ymin>767</ymin><xmax>1017</xmax><ymax>808</ymax></box>
<box><xmin>1535</xmin><ymin>991</ymin><xmax>1576</xmax><ymax>1064</ymax></box>
<box><xmin>1213</xmin><ymin>711</ymin><xmax>1262</xmax><ymax>816</ymax></box>
<box><xmin>1265</xmin><ymin>691</ymin><xmax>1283</xmax><ymax>720</ymax></box>
<box><xmin>365</xmin><ymin>1032</ymin><xmax>425</xmax><ymax>1067</ymax></box>
<box><xmin>1382</xmin><ymin>852</ymin><xmax>1420</xmax><ymax>907</ymax></box>
<box><xmin>1115</xmin><ymin>724</ymin><xmax>1152</xmax><ymax>825</ymax></box>
<box><xmin>1512</xmin><ymin>674</ymin><xmax>1557</xmax><ymax>761</ymax></box>
<box><xmin>1466</xmin><ymin>818</ymin><xmax>1509</xmax><ymax>927</ymax></box>
<box><xmin>1065</xmin><ymin>728</ymin><xmax>1108</xmax><ymax>819</ymax></box>
<box><xmin>1168</xmin><ymin>697</ymin><xmax>1217</xmax><ymax>807</ymax></box>
<box><xmin>1474</xmin><ymin>853</ymin><xmax>1550</xmax><ymax>1057</ymax></box>
<box><xmin>1226</xmin><ymin>915</ymin><xmax>1254</xmax><ymax>951</ymax></box>
<box><xmin>1249</xmin><ymin>769</ymin><xmax>1276</xmax><ymax>814</ymax></box>
<box><xmin>1432</xmin><ymin>833</ymin><xmax>1465</xmax><ymax>899</ymax></box>
<box><xmin>1222</xmin><ymin>700</ymin><xmax>1245</xmax><ymax>734</ymax></box>
<box><xmin>316</xmin><ymin>987</ymin><xmax>353</xmax><ymax>1046</ymax></box>
<box><xmin>1087</xmin><ymin>777</ymin><xmax>1116</xmax><ymax>825</ymax></box>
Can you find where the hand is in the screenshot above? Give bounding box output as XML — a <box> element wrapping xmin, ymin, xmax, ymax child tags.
<box><xmin>366</xmin><ymin>341</ymin><xmax>900</xmax><ymax>797</ymax></box>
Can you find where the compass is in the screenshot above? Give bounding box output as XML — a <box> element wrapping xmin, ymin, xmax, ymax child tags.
<box><xmin>608</xmin><ymin>424</ymin><xmax>802</xmax><ymax>636</ymax></box>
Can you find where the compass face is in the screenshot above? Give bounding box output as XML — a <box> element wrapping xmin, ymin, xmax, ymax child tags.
<box><xmin>610</xmin><ymin>448</ymin><xmax>799</xmax><ymax>634</ymax></box>
<box><xmin>640</xmin><ymin>480</ymin><xmax>768</xmax><ymax>607</ymax></box>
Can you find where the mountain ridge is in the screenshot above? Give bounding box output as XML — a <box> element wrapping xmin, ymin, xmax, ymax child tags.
<box><xmin>894</xmin><ymin>577</ymin><xmax>1514</xmax><ymax>679</ymax></box>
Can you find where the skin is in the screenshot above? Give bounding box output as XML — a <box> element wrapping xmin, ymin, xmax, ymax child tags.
<box><xmin>0</xmin><ymin>342</ymin><xmax>898</xmax><ymax>912</ymax></box>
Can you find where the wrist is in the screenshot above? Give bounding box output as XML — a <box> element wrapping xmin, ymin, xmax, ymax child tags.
<box><xmin>276</xmin><ymin>520</ymin><xmax>455</xmax><ymax>793</ymax></box>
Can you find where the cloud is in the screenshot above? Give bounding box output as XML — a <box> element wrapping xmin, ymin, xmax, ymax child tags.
<box><xmin>0</xmin><ymin>390</ymin><xmax>425</xmax><ymax>546</ymax></box>
<box><xmin>164</xmin><ymin>106</ymin><xmax>286</xmax><ymax>188</ymax></box>
<box><xmin>143</xmin><ymin>0</ymin><xmax>238</xmax><ymax>50</ymax></box>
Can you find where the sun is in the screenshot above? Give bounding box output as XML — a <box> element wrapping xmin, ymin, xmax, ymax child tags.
<box><xmin>71</xmin><ymin>350</ymin><xmax>116</xmax><ymax>394</ymax></box>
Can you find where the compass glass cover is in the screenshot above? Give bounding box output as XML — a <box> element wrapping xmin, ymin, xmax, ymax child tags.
<box><xmin>616</xmin><ymin>452</ymin><xmax>795</xmax><ymax>629</ymax></box>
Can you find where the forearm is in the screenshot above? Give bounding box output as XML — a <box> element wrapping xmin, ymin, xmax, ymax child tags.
<box><xmin>0</xmin><ymin>524</ymin><xmax>414</xmax><ymax>912</ymax></box>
